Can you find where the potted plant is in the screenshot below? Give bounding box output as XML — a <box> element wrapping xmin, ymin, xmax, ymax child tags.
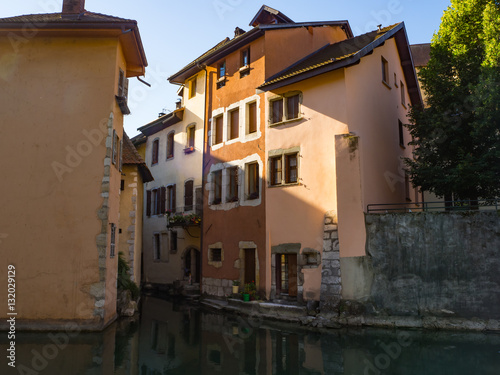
<box><xmin>243</xmin><ymin>281</ymin><xmax>256</xmax><ymax>302</ymax></box>
<box><xmin>232</xmin><ymin>280</ymin><xmax>240</xmax><ymax>294</ymax></box>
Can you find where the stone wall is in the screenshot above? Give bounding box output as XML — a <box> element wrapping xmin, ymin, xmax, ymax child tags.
<box><xmin>363</xmin><ymin>211</ymin><xmax>500</xmax><ymax>320</ymax></box>
<box><xmin>320</xmin><ymin>211</ymin><xmax>342</xmax><ymax>311</ymax></box>
<box><xmin>202</xmin><ymin>277</ymin><xmax>233</xmax><ymax>297</ymax></box>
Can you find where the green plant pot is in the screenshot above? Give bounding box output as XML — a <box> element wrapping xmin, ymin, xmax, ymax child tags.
<box><xmin>242</xmin><ymin>293</ymin><xmax>250</xmax><ymax>302</ymax></box>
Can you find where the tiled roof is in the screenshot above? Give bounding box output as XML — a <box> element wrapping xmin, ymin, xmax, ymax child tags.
<box><xmin>122</xmin><ymin>133</ymin><xmax>144</xmax><ymax>165</ymax></box>
<box><xmin>0</xmin><ymin>12</ymin><xmax>136</xmax><ymax>24</ymax></box>
<box><xmin>122</xmin><ymin>132</ymin><xmax>153</xmax><ymax>182</ymax></box>
<box><xmin>260</xmin><ymin>24</ymin><xmax>400</xmax><ymax>88</ymax></box>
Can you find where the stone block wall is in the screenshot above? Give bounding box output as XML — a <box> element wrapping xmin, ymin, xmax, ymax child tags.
<box><xmin>202</xmin><ymin>277</ymin><xmax>233</xmax><ymax>297</ymax></box>
<box><xmin>320</xmin><ymin>211</ymin><xmax>342</xmax><ymax>311</ymax></box>
<box><xmin>364</xmin><ymin>211</ymin><xmax>500</xmax><ymax>319</ymax></box>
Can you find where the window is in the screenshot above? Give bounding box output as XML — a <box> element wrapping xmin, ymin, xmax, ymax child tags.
<box><xmin>151</xmin><ymin>187</ymin><xmax>165</xmax><ymax>215</ymax></box>
<box><xmin>405</xmin><ymin>172</ymin><xmax>411</xmax><ymax>201</ymax></box>
<box><xmin>167</xmin><ymin>185</ymin><xmax>176</xmax><ymax>213</ymax></box>
<box><xmin>269</xmin><ymin>92</ymin><xmax>301</xmax><ymax>125</ymax></box>
<box><xmin>241</xmin><ymin>48</ymin><xmax>250</xmax><ymax>67</ymax></box>
<box><xmin>188</xmin><ymin>76</ymin><xmax>197</xmax><ymax>99</ymax></box>
<box><xmin>146</xmin><ymin>190</ymin><xmax>151</xmax><ymax>216</ymax></box>
<box><xmin>229</xmin><ymin>108</ymin><xmax>239</xmax><ymax>140</ymax></box>
<box><xmin>269</xmin><ymin>149</ymin><xmax>299</xmax><ymax>186</ymax></box>
<box><xmin>167</xmin><ymin>131</ymin><xmax>174</xmax><ymax>159</ymax></box>
<box><xmin>400</xmin><ymin>81</ymin><xmax>406</xmax><ymax>106</ymax></box>
<box><xmin>211</xmin><ymin>248</ymin><xmax>222</xmax><ymax>262</ymax></box>
<box><xmin>214</xmin><ymin>116</ymin><xmax>223</xmax><ymax>145</ymax></box>
<box><xmin>153</xmin><ymin>233</ymin><xmax>161</xmax><ymax>260</ymax></box>
<box><xmin>120</xmin><ymin>179</ymin><xmax>125</xmax><ymax>191</ymax></box>
<box><xmin>170</xmin><ymin>231</ymin><xmax>178</xmax><ymax>253</ymax></box>
<box><xmin>184</xmin><ymin>180</ymin><xmax>194</xmax><ymax>211</ymax></box>
<box><xmin>381</xmin><ymin>57</ymin><xmax>389</xmax><ymax>84</ymax></box>
<box><xmin>285</xmin><ymin>154</ymin><xmax>298</xmax><ymax>183</ymax></box>
<box><xmin>112</xmin><ymin>130</ymin><xmax>118</xmax><ymax>165</ymax></box>
<box><xmin>398</xmin><ymin>120</ymin><xmax>405</xmax><ymax>147</ymax></box>
<box><xmin>116</xmin><ymin>68</ymin><xmax>130</xmax><ymax>115</ymax></box>
<box><xmin>119</xmin><ymin>139</ymin><xmax>123</xmax><ymax>172</ymax></box>
<box><xmin>246</xmin><ymin>162</ymin><xmax>259</xmax><ymax>200</ymax></box>
<box><xmin>110</xmin><ymin>223</ymin><xmax>116</xmax><ymax>258</ymax></box>
<box><xmin>240</xmin><ymin>48</ymin><xmax>250</xmax><ymax>78</ymax></box>
<box><xmin>195</xmin><ymin>187</ymin><xmax>202</xmax><ymax>213</ymax></box>
<box><xmin>227</xmin><ymin>167</ymin><xmax>239</xmax><ymax>202</ymax></box>
<box><xmin>270</xmin><ymin>156</ymin><xmax>282</xmax><ymax>186</ymax></box>
<box><xmin>217</xmin><ymin>61</ymin><xmax>226</xmax><ymax>89</ymax></box>
<box><xmin>247</xmin><ymin>102</ymin><xmax>257</xmax><ymax>134</ymax></box>
<box><xmin>394</xmin><ymin>73</ymin><xmax>398</xmax><ymax>87</ymax></box>
<box><xmin>152</xmin><ymin>139</ymin><xmax>159</xmax><ymax>165</ymax></box>
<box><xmin>212</xmin><ymin>170</ymin><xmax>222</xmax><ymax>204</ymax></box>
<box><xmin>186</xmin><ymin>125</ymin><xmax>195</xmax><ymax>150</ymax></box>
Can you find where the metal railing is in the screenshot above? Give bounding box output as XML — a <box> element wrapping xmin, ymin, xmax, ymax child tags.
<box><xmin>367</xmin><ymin>199</ymin><xmax>499</xmax><ymax>214</ymax></box>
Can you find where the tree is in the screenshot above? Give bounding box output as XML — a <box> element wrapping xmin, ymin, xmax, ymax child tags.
<box><xmin>405</xmin><ymin>0</ymin><xmax>500</xmax><ymax>201</ymax></box>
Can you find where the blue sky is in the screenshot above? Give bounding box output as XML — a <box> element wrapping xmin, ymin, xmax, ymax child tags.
<box><xmin>1</xmin><ymin>0</ymin><xmax>451</xmax><ymax>136</ymax></box>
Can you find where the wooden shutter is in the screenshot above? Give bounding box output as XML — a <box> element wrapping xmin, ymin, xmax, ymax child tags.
<box><xmin>146</xmin><ymin>190</ymin><xmax>151</xmax><ymax>217</ymax></box>
<box><xmin>119</xmin><ymin>139</ymin><xmax>123</xmax><ymax>172</ymax></box>
<box><xmin>124</xmin><ymin>78</ymin><xmax>129</xmax><ymax>99</ymax></box>
<box><xmin>230</xmin><ymin>109</ymin><xmax>239</xmax><ymax>140</ymax></box>
<box><xmin>160</xmin><ymin>187</ymin><xmax>166</xmax><ymax>214</ymax></box>
<box><xmin>248</xmin><ymin>102</ymin><xmax>257</xmax><ymax>133</ymax></box>
<box><xmin>172</xmin><ymin>184</ymin><xmax>176</xmax><ymax>213</ymax></box>
<box><xmin>288</xmin><ymin>254</ymin><xmax>298</xmax><ymax>297</ymax></box>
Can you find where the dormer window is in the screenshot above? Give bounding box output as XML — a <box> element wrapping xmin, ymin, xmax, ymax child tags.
<box><xmin>240</xmin><ymin>48</ymin><xmax>250</xmax><ymax>78</ymax></box>
<box><xmin>217</xmin><ymin>61</ymin><xmax>226</xmax><ymax>89</ymax></box>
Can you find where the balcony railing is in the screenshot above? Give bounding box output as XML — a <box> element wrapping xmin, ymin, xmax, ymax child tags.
<box><xmin>367</xmin><ymin>199</ymin><xmax>499</xmax><ymax>214</ymax></box>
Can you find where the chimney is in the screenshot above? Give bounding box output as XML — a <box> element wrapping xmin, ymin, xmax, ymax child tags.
<box><xmin>62</xmin><ymin>0</ymin><xmax>85</xmax><ymax>14</ymax></box>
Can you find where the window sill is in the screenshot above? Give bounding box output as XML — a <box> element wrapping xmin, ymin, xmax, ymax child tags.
<box><xmin>269</xmin><ymin>182</ymin><xmax>299</xmax><ymax>188</ymax></box>
<box><xmin>269</xmin><ymin>116</ymin><xmax>303</xmax><ymax>127</ymax></box>
<box><xmin>184</xmin><ymin>147</ymin><xmax>195</xmax><ymax>154</ymax></box>
<box><xmin>399</xmin><ymin>144</ymin><xmax>406</xmax><ymax>149</ymax></box>
<box><xmin>382</xmin><ymin>80</ymin><xmax>392</xmax><ymax>90</ymax></box>
<box><xmin>166</xmin><ymin>156</ymin><xmax>174</xmax><ymax>161</ymax></box>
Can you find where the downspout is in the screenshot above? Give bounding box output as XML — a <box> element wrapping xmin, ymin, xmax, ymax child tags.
<box><xmin>197</xmin><ymin>61</ymin><xmax>209</xmax><ymax>295</ymax></box>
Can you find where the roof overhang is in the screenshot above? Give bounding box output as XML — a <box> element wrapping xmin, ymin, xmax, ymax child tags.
<box><xmin>138</xmin><ymin>108</ymin><xmax>185</xmax><ymax>137</ymax></box>
<box><xmin>168</xmin><ymin>21</ymin><xmax>353</xmax><ymax>84</ymax></box>
<box><xmin>259</xmin><ymin>23</ymin><xmax>422</xmax><ymax>109</ymax></box>
<box><xmin>0</xmin><ymin>19</ymin><xmax>147</xmax><ymax>77</ymax></box>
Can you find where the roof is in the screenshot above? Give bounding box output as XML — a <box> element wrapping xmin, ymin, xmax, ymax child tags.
<box><xmin>410</xmin><ymin>43</ymin><xmax>431</xmax><ymax>67</ymax></box>
<box><xmin>168</xmin><ymin>5</ymin><xmax>352</xmax><ymax>84</ymax></box>
<box><xmin>258</xmin><ymin>23</ymin><xmax>423</xmax><ymax>108</ymax></box>
<box><xmin>0</xmin><ymin>11</ymin><xmax>147</xmax><ymax>77</ymax></box>
<box><xmin>138</xmin><ymin>108</ymin><xmax>184</xmax><ymax>137</ymax></box>
<box><xmin>130</xmin><ymin>133</ymin><xmax>147</xmax><ymax>147</ymax></box>
<box><xmin>249</xmin><ymin>5</ymin><xmax>294</xmax><ymax>27</ymax></box>
<box><xmin>122</xmin><ymin>132</ymin><xmax>153</xmax><ymax>183</ymax></box>
<box><xmin>0</xmin><ymin>11</ymin><xmax>134</xmax><ymax>24</ymax></box>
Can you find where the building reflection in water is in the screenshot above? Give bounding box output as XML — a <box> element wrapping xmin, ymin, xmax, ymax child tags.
<box><xmin>1</xmin><ymin>295</ymin><xmax>500</xmax><ymax>374</ymax></box>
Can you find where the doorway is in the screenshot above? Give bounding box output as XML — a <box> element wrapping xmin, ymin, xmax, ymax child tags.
<box><xmin>275</xmin><ymin>254</ymin><xmax>297</xmax><ymax>297</ymax></box>
<box><xmin>184</xmin><ymin>248</ymin><xmax>200</xmax><ymax>283</ymax></box>
<box><xmin>244</xmin><ymin>248</ymin><xmax>256</xmax><ymax>284</ymax></box>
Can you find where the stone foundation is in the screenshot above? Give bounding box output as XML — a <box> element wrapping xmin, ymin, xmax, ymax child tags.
<box><xmin>202</xmin><ymin>277</ymin><xmax>233</xmax><ymax>297</ymax></box>
<box><xmin>320</xmin><ymin>211</ymin><xmax>341</xmax><ymax>312</ymax></box>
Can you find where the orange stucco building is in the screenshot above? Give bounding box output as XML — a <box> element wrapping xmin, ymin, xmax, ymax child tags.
<box><xmin>0</xmin><ymin>0</ymin><xmax>147</xmax><ymax>329</ymax></box>
<box><xmin>168</xmin><ymin>6</ymin><xmax>422</xmax><ymax>306</ymax></box>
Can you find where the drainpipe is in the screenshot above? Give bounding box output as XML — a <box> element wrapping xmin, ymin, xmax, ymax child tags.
<box><xmin>197</xmin><ymin>61</ymin><xmax>209</xmax><ymax>296</ymax></box>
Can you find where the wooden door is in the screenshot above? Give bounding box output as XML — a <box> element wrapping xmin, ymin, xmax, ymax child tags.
<box><xmin>245</xmin><ymin>249</ymin><xmax>256</xmax><ymax>284</ymax></box>
<box><xmin>288</xmin><ymin>254</ymin><xmax>297</xmax><ymax>297</ymax></box>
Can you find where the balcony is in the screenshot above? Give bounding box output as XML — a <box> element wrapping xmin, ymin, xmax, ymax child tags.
<box><xmin>166</xmin><ymin>205</ymin><xmax>202</xmax><ymax>228</ymax></box>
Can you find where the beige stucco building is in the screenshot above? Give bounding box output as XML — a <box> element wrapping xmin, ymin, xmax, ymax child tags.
<box><xmin>165</xmin><ymin>6</ymin><xmax>422</xmax><ymax>307</ymax></box>
<box><xmin>0</xmin><ymin>0</ymin><xmax>147</xmax><ymax>329</ymax></box>
<box><xmin>138</xmin><ymin>72</ymin><xmax>206</xmax><ymax>289</ymax></box>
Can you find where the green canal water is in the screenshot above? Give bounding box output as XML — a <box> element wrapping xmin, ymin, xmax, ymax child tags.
<box><xmin>2</xmin><ymin>295</ymin><xmax>500</xmax><ymax>374</ymax></box>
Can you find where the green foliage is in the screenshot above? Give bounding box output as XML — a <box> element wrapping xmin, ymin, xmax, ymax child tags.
<box><xmin>405</xmin><ymin>0</ymin><xmax>500</xmax><ymax>200</ymax></box>
<box><xmin>118</xmin><ymin>252</ymin><xmax>140</xmax><ymax>300</ymax></box>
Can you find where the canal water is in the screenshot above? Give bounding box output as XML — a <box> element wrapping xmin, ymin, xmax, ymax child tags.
<box><xmin>2</xmin><ymin>295</ymin><xmax>500</xmax><ymax>374</ymax></box>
